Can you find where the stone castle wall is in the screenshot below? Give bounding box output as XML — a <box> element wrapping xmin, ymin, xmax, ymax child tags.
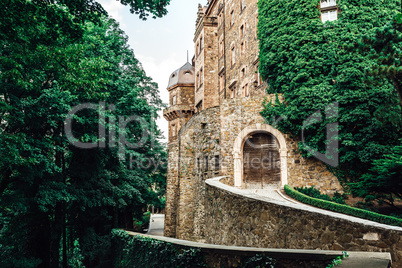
<box><xmin>165</xmin><ymin>0</ymin><xmax>343</xmax><ymax>243</ymax></box>
<box><xmin>164</xmin><ymin>141</ymin><xmax>179</xmax><ymax>237</ymax></box>
<box><xmin>165</xmin><ymin>100</ymin><xmax>343</xmax><ymax>240</ymax></box>
<box><xmin>204</xmin><ymin>177</ymin><xmax>402</xmax><ymax>267</ymax></box>
<box><xmin>165</xmin><ymin>106</ymin><xmax>221</xmax><ymax>240</ymax></box>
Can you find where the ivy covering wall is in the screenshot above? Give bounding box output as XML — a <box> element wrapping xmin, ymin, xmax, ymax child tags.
<box><xmin>258</xmin><ymin>0</ymin><xmax>401</xmax><ymax>184</ymax></box>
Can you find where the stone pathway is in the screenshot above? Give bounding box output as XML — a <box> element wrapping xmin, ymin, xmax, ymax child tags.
<box><xmin>147</xmin><ymin>214</ymin><xmax>165</xmax><ymax>236</ymax></box>
<box><xmin>241</xmin><ymin>184</ymin><xmax>300</xmax><ymax>205</ymax></box>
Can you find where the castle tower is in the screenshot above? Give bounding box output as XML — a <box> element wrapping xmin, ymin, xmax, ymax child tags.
<box><xmin>163</xmin><ymin>62</ymin><xmax>195</xmax><ymax>143</ymax></box>
<box><xmin>163</xmin><ymin>62</ymin><xmax>195</xmax><ymax>238</ymax></box>
<box><xmin>193</xmin><ymin>3</ymin><xmax>219</xmax><ymax>112</ymax></box>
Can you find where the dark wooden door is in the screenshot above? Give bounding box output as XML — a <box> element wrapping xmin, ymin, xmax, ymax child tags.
<box><xmin>243</xmin><ymin>133</ymin><xmax>280</xmax><ymax>188</ymax></box>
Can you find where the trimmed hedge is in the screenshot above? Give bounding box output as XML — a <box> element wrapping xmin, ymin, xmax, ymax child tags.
<box><xmin>285</xmin><ymin>185</ymin><xmax>402</xmax><ymax>227</ymax></box>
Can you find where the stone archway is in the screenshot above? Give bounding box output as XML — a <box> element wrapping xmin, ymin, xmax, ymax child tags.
<box><xmin>233</xmin><ymin>123</ymin><xmax>288</xmax><ymax>188</ymax></box>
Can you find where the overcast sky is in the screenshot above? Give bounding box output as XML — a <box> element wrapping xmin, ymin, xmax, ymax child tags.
<box><xmin>97</xmin><ymin>0</ymin><xmax>208</xmax><ymax>143</ymax></box>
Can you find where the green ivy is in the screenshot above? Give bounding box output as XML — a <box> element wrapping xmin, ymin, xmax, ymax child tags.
<box><xmin>285</xmin><ymin>185</ymin><xmax>402</xmax><ymax>226</ymax></box>
<box><xmin>326</xmin><ymin>252</ymin><xmax>349</xmax><ymax>268</ymax></box>
<box><xmin>111</xmin><ymin>230</ymin><xmax>207</xmax><ymax>268</ymax></box>
<box><xmin>258</xmin><ymin>0</ymin><xmax>402</xmax><ymax>182</ymax></box>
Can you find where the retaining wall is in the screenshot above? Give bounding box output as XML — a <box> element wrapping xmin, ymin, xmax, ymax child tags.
<box><xmin>205</xmin><ymin>177</ymin><xmax>402</xmax><ymax>267</ymax></box>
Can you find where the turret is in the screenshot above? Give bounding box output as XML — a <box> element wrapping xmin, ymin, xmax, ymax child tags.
<box><xmin>163</xmin><ymin>62</ymin><xmax>195</xmax><ymax>143</ymax></box>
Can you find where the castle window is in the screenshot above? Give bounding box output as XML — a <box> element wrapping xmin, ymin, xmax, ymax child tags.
<box><xmin>204</xmin><ymin>156</ymin><xmax>209</xmax><ymax>171</ymax></box>
<box><xmin>240</xmin><ymin>0</ymin><xmax>246</xmax><ymax>12</ymax></box>
<box><xmin>219</xmin><ymin>37</ymin><xmax>224</xmax><ymax>58</ymax></box>
<box><xmin>196</xmin><ymin>100</ymin><xmax>203</xmax><ymax>111</ymax></box>
<box><xmin>320</xmin><ymin>0</ymin><xmax>337</xmax><ymax>23</ymax></box>
<box><xmin>255</xmin><ymin>65</ymin><xmax>262</xmax><ymax>87</ymax></box>
<box><xmin>200</xmin><ymin>68</ymin><xmax>203</xmax><ymax>86</ymax></box>
<box><xmin>196</xmin><ymin>71</ymin><xmax>200</xmax><ymax>89</ymax></box>
<box><xmin>230</xmin><ymin>10</ymin><xmax>234</xmax><ymax>26</ymax></box>
<box><xmin>240</xmin><ymin>24</ymin><xmax>244</xmax><ymax>38</ymax></box>
<box><xmin>231</xmin><ymin>47</ymin><xmax>235</xmax><ymax>66</ymax></box>
<box><xmin>230</xmin><ymin>87</ymin><xmax>236</xmax><ymax>98</ymax></box>
<box><xmin>172</xmin><ymin>95</ymin><xmax>176</xmax><ymax>105</ymax></box>
<box><xmin>200</xmin><ymin>36</ymin><xmax>203</xmax><ymax>51</ymax></box>
<box><xmin>219</xmin><ymin>73</ymin><xmax>225</xmax><ymax>92</ymax></box>
<box><xmin>201</xmin><ymin>123</ymin><xmax>207</xmax><ymax>129</ymax></box>
<box><xmin>214</xmin><ymin>155</ymin><xmax>220</xmax><ymax>171</ymax></box>
<box><xmin>244</xmin><ymin>83</ymin><xmax>249</xmax><ymax>97</ymax></box>
<box><xmin>172</xmin><ymin>124</ymin><xmax>176</xmax><ymax>137</ymax></box>
<box><xmin>197</xmin><ymin>157</ymin><xmax>201</xmax><ymax>170</ymax></box>
<box><xmin>241</xmin><ymin>67</ymin><xmax>245</xmax><ymax>78</ymax></box>
<box><xmin>241</xmin><ymin>41</ymin><xmax>246</xmax><ymax>55</ymax></box>
<box><xmin>218</xmin><ymin>11</ymin><xmax>223</xmax><ymax>27</ymax></box>
<box><xmin>196</xmin><ymin>42</ymin><xmax>200</xmax><ymax>56</ymax></box>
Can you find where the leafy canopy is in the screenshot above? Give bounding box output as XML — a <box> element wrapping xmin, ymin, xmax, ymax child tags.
<box><xmin>0</xmin><ymin>0</ymin><xmax>168</xmax><ymax>267</ymax></box>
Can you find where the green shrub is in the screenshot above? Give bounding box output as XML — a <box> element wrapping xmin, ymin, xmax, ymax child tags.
<box><xmin>285</xmin><ymin>185</ymin><xmax>402</xmax><ymax>227</ymax></box>
<box><xmin>241</xmin><ymin>254</ymin><xmax>275</xmax><ymax>268</ymax></box>
<box><xmin>295</xmin><ymin>186</ymin><xmax>347</xmax><ymax>204</ymax></box>
<box><xmin>111</xmin><ymin>229</ymin><xmax>207</xmax><ymax>268</ymax></box>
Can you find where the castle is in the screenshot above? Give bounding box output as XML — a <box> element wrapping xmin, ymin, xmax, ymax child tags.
<box><xmin>163</xmin><ymin>0</ymin><xmax>342</xmax><ymax>240</ymax></box>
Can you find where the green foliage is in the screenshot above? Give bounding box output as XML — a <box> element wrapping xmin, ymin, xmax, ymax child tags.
<box><xmin>241</xmin><ymin>254</ymin><xmax>275</xmax><ymax>268</ymax></box>
<box><xmin>359</xmin><ymin>13</ymin><xmax>402</xmax><ymax>119</ymax></box>
<box><xmin>0</xmin><ymin>0</ymin><xmax>168</xmax><ymax>267</ymax></box>
<box><xmin>111</xmin><ymin>230</ymin><xmax>207</xmax><ymax>268</ymax></box>
<box><xmin>350</xmin><ymin>141</ymin><xmax>402</xmax><ymax>206</ymax></box>
<box><xmin>326</xmin><ymin>252</ymin><xmax>349</xmax><ymax>268</ymax></box>
<box><xmin>285</xmin><ymin>185</ymin><xmax>402</xmax><ymax>226</ymax></box>
<box><xmin>258</xmin><ymin>0</ymin><xmax>402</xmax><ymax>184</ymax></box>
<box><xmin>295</xmin><ymin>186</ymin><xmax>347</xmax><ymax>204</ymax></box>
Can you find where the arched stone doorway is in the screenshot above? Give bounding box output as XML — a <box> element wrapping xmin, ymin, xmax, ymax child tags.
<box><xmin>233</xmin><ymin>123</ymin><xmax>288</xmax><ymax>188</ymax></box>
<box><xmin>243</xmin><ymin>132</ymin><xmax>281</xmax><ymax>189</ymax></box>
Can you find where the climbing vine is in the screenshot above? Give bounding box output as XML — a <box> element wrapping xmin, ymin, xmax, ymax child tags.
<box><xmin>258</xmin><ymin>0</ymin><xmax>401</xmax><ymax>183</ymax></box>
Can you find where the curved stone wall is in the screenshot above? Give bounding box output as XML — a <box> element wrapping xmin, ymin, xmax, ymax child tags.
<box><xmin>205</xmin><ymin>177</ymin><xmax>402</xmax><ymax>267</ymax></box>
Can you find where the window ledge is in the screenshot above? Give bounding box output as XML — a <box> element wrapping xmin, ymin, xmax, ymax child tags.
<box><xmin>320</xmin><ymin>5</ymin><xmax>338</xmax><ymax>12</ymax></box>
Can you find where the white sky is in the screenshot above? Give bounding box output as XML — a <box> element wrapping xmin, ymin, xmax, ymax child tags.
<box><xmin>98</xmin><ymin>0</ymin><xmax>208</xmax><ymax>143</ymax></box>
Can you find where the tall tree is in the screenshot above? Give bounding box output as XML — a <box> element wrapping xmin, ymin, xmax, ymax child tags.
<box><xmin>0</xmin><ymin>0</ymin><xmax>168</xmax><ymax>267</ymax></box>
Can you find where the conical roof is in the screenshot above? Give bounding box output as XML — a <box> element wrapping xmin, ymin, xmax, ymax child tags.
<box><xmin>167</xmin><ymin>62</ymin><xmax>195</xmax><ymax>89</ymax></box>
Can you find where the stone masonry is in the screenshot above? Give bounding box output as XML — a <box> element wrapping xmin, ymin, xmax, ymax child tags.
<box><xmin>204</xmin><ymin>177</ymin><xmax>402</xmax><ymax>267</ymax></box>
<box><xmin>163</xmin><ymin>0</ymin><xmax>343</xmax><ymax>242</ymax></box>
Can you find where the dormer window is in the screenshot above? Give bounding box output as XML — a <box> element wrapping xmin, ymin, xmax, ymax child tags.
<box><xmin>320</xmin><ymin>0</ymin><xmax>338</xmax><ymax>22</ymax></box>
